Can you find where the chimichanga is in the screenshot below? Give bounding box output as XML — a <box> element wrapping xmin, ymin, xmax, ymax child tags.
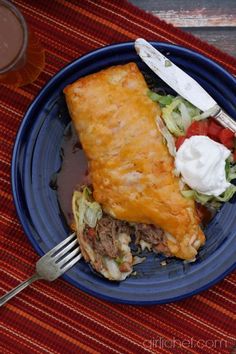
<box><xmin>64</xmin><ymin>62</ymin><xmax>205</xmax><ymax>261</ymax></box>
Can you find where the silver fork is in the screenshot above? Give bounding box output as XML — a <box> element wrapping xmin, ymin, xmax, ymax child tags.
<box><xmin>0</xmin><ymin>233</ymin><xmax>81</xmax><ymax>307</ymax></box>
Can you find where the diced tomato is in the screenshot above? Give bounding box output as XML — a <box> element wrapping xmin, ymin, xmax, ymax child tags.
<box><xmin>175</xmin><ymin>136</ymin><xmax>186</xmax><ymax>150</ymax></box>
<box><xmin>207</xmin><ymin>118</ymin><xmax>223</xmax><ymax>141</ymax></box>
<box><xmin>174</xmin><ymin>116</ymin><xmax>235</xmax><ymax>150</ymax></box>
<box><xmin>87</xmin><ymin>228</ymin><xmax>96</xmax><ymax>237</ymax></box>
<box><xmin>186</xmin><ymin>120</ymin><xmax>209</xmax><ymax>138</ymax></box>
<box><xmin>219</xmin><ymin>128</ymin><xmax>235</xmax><ymax>149</ymax></box>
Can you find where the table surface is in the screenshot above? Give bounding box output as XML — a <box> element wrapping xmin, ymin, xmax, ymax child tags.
<box><xmin>130</xmin><ymin>0</ymin><xmax>236</xmax><ymax>58</ymax></box>
<box><xmin>1</xmin><ymin>2</ymin><xmax>236</xmax><ymax>353</ymax></box>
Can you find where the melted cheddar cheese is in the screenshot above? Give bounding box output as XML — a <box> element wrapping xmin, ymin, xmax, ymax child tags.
<box><xmin>64</xmin><ymin>63</ymin><xmax>205</xmax><ymax>260</ymax></box>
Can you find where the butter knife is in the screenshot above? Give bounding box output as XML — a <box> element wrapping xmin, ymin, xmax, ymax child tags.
<box><xmin>135</xmin><ymin>38</ymin><xmax>236</xmax><ymax>133</ymax></box>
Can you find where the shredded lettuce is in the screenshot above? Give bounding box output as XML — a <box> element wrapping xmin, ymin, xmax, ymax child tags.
<box><xmin>181</xmin><ymin>189</ymin><xmax>219</xmax><ymax>206</ymax></box>
<box><xmin>72</xmin><ymin>187</ymin><xmax>102</xmax><ymax>233</ymax></box>
<box><xmin>115</xmin><ymin>256</ymin><xmax>124</xmax><ymax>266</ymax></box>
<box><xmin>155</xmin><ymin>116</ymin><xmax>176</xmax><ymax>157</ymax></box>
<box><xmin>216</xmin><ymin>185</ymin><xmax>236</xmax><ymax>202</ymax></box>
<box><xmin>181</xmin><ymin>158</ymin><xmax>236</xmax><ymax>207</ymax></box>
<box><xmin>162</xmin><ymin>98</ymin><xmax>185</xmax><ymax>136</ymax></box>
<box><xmin>84</xmin><ymin>201</ymin><xmax>102</xmax><ymax>228</ymax></box>
<box><xmin>226</xmin><ymin>159</ymin><xmax>236</xmax><ymax>181</ymax></box>
<box><xmin>191</xmin><ymin>105</ymin><xmax>220</xmax><ymax>121</ymax></box>
<box><xmin>148</xmin><ymin>90</ymin><xmax>219</xmax><ymax>138</ymax></box>
<box><xmin>181</xmin><ymin>184</ymin><xmax>236</xmax><ymax>209</ymax></box>
<box><xmin>147</xmin><ymin>90</ymin><xmax>175</xmax><ymax>106</ymax></box>
<box><xmin>148</xmin><ymin>89</ymin><xmax>236</xmax><ymax>206</ymax></box>
<box><xmin>225</xmin><ymin>158</ymin><xmax>231</xmax><ymax>178</ymax></box>
<box><xmin>182</xmin><ymin>185</ymin><xmax>236</xmax><ymax>208</ymax></box>
<box><xmin>148</xmin><ymin>90</ymin><xmax>205</xmax><ymax>136</ymax></box>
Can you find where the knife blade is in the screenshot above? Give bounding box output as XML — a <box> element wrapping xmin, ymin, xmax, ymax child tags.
<box><xmin>135</xmin><ymin>38</ymin><xmax>236</xmax><ymax>133</ymax></box>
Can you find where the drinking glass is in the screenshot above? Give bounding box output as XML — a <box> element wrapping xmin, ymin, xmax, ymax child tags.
<box><xmin>0</xmin><ymin>0</ymin><xmax>45</xmax><ymax>86</ymax></box>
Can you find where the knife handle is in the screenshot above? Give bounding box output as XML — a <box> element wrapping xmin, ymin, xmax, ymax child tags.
<box><xmin>214</xmin><ymin>109</ymin><xmax>236</xmax><ymax>134</ymax></box>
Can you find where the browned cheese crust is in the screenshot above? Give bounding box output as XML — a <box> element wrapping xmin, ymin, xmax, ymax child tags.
<box><xmin>64</xmin><ymin>63</ymin><xmax>205</xmax><ymax>260</ymax></box>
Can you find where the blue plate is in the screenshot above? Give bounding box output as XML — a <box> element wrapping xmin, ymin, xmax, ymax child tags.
<box><xmin>12</xmin><ymin>42</ymin><xmax>236</xmax><ymax>304</ymax></box>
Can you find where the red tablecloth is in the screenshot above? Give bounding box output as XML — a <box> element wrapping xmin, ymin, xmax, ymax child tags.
<box><xmin>0</xmin><ymin>1</ymin><xmax>235</xmax><ymax>353</ymax></box>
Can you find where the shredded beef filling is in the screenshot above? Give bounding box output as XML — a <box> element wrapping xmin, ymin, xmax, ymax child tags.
<box><xmin>85</xmin><ymin>215</ymin><xmax>132</xmax><ymax>259</ymax></box>
<box><xmin>84</xmin><ymin>212</ymin><xmax>171</xmax><ymax>259</ymax></box>
<box><xmin>135</xmin><ymin>223</ymin><xmax>171</xmax><ymax>256</ymax></box>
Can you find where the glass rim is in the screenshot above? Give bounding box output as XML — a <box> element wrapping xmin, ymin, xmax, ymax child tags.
<box><xmin>0</xmin><ymin>0</ymin><xmax>28</xmax><ymax>74</ymax></box>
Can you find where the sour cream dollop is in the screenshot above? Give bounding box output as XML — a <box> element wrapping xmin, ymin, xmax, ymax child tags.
<box><xmin>175</xmin><ymin>135</ymin><xmax>231</xmax><ymax>196</ymax></box>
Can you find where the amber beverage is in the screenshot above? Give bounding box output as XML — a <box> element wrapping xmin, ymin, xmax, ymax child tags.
<box><xmin>0</xmin><ymin>0</ymin><xmax>45</xmax><ymax>87</ymax></box>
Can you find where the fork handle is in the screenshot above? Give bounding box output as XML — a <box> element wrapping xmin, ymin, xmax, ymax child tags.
<box><xmin>0</xmin><ymin>273</ymin><xmax>41</xmax><ymax>307</ymax></box>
